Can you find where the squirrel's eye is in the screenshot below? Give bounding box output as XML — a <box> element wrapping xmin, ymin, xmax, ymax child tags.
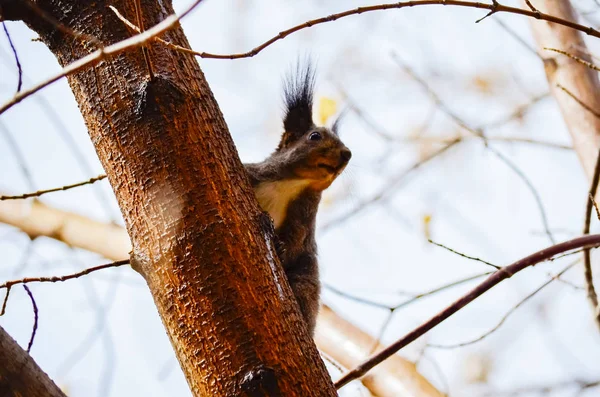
<box><xmin>308</xmin><ymin>132</ymin><xmax>322</xmax><ymax>141</ymax></box>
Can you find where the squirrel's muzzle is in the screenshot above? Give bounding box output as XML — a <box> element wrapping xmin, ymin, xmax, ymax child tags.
<box><xmin>340</xmin><ymin>148</ymin><xmax>352</xmax><ymax>163</ymax></box>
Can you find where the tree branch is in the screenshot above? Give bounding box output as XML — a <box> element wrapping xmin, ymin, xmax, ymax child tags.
<box><xmin>4</xmin><ymin>0</ymin><xmax>600</xmax><ymax>116</ymax></box>
<box><xmin>529</xmin><ymin>0</ymin><xmax>600</xmax><ymax>332</ymax></box>
<box><xmin>335</xmin><ymin>234</ymin><xmax>600</xmax><ymax>389</ymax></box>
<box><xmin>0</xmin><ymin>175</ymin><xmax>107</xmax><ymax>200</ymax></box>
<box><xmin>529</xmin><ymin>0</ymin><xmax>600</xmax><ymax>179</ymax></box>
<box><xmin>0</xmin><ymin>188</ymin><xmax>444</xmax><ymax>397</ymax></box>
<box><xmin>583</xmin><ymin>148</ymin><xmax>600</xmax><ymax>330</ymax></box>
<box><xmin>0</xmin><ymin>0</ymin><xmax>206</xmax><ymax>115</ymax></box>
<box><xmin>0</xmin><ymin>325</ymin><xmax>67</xmax><ymax>397</ymax></box>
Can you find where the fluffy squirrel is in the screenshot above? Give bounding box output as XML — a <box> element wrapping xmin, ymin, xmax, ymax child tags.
<box><xmin>244</xmin><ymin>63</ymin><xmax>351</xmax><ymax>334</ymax></box>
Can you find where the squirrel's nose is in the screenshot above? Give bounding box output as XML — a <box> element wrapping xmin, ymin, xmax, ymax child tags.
<box><xmin>340</xmin><ymin>148</ymin><xmax>352</xmax><ymax>163</ymax></box>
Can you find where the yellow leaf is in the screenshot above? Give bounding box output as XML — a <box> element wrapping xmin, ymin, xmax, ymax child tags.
<box><xmin>318</xmin><ymin>97</ymin><xmax>337</xmax><ymax>125</ymax></box>
<box><xmin>423</xmin><ymin>213</ymin><xmax>432</xmax><ymax>240</ymax></box>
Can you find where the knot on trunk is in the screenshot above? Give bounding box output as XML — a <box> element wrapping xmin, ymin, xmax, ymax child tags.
<box><xmin>240</xmin><ymin>365</ymin><xmax>281</xmax><ymax>397</ymax></box>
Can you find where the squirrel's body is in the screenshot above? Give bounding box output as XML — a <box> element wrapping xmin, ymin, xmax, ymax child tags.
<box><xmin>245</xmin><ymin>163</ymin><xmax>323</xmax><ymax>332</ymax></box>
<box><xmin>244</xmin><ymin>63</ymin><xmax>351</xmax><ymax>334</ymax></box>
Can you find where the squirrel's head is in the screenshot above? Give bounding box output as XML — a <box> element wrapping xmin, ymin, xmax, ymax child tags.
<box><xmin>275</xmin><ymin>62</ymin><xmax>352</xmax><ymax>191</ymax></box>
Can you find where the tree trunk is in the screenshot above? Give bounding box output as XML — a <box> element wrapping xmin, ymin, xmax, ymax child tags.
<box><xmin>0</xmin><ymin>1</ymin><xmax>337</xmax><ymax>396</ymax></box>
<box><xmin>0</xmin><ymin>198</ymin><xmax>447</xmax><ymax>397</ymax></box>
<box><xmin>0</xmin><ymin>325</ymin><xmax>67</xmax><ymax>397</ymax></box>
<box><xmin>529</xmin><ymin>0</ymin><xmax>600</xmax><ymax>179</ymax></box>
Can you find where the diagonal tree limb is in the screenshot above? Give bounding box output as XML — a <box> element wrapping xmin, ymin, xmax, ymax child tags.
<box><xmin>528</xmin><ymin>0</ymin><xmax>600</xmax><ymax>331</ymax></box>
<box><xmin>0</xmin><ymin>325</ymin><xmax>67</xmax><ymax>397</ymax></box>
<box><xmin>335</xmin><ymin>234</ymin><xmax>600</xmax><ymax>389</ymax></box>
<box><xmin>529</xmin><ymin>0</ymin><xmax>600</xmax><ymax>179</ymax></box>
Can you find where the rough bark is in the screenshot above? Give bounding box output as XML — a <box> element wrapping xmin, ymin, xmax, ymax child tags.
<box><xmin>0</xmin><ymin>1</ymin><xmax>337</xmax><ymax>396</ymax></box>
<box><xmin>529</xmin><ymin>0</ymin><xmax>600</xmax><ymax>178</ymax></box>
<box><xmin>0</xmin><ymin>325</ymin><xmax>67</xmax><ymax>397</ymax></box>
<box><xmin>0</xmin><ymin>198</ymin><xmax>445</xmax><ymax>396</ymax></box>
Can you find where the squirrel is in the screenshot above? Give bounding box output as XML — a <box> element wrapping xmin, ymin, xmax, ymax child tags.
<box><xmin>244</xmin><ymin>63</ymin><xmax>351</xmax><ymax>334</ymax></box>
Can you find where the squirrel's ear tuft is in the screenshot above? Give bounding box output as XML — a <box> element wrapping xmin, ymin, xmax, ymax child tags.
<box><xmin>282</xmin><ymin>60</ymin><xmax>316</xmax><ymax>140</ymax></box>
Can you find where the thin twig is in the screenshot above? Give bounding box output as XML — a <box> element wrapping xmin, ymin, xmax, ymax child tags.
<box><xmin>0</xmin><ymin>0</ymin><xmax>206</xmax><ymax>115</ymax></box>
<box><xmin>22</xmin><ymin>285</ymin><xmax>38</xmax><ymax>353</ymax></box>
<box><xmin>487</xmin><ymin>146</ymin><xmax>555</xmax><ymax>244</ymax></box>
<box><xmin>334</xmin><ymin>234</ymin><xmax>600</xmax><ymax>389</ymax></box>
<box><xmin>590</xmin><ymin>193</ymin><xmax>600</xmax><ymax>220</ymax></box>
<box><xmin>0</xmin><ymin>174</ymin><xmax>108</xmax><ymax>200</ymax></box>
<box><xmin>0</xmin><ymin>121</ymin><xmax>35</xmax><ymax>191</ymax></box>
<box><xmin>557</xmin><ymin>83</ymin><xmax>600</xmax><ymax>119</ymax></box>
<box><xmin>494</xmin><ymin>19</ymin><xmax>540</xmax><ymax>58</ymax></box>
<box><xmin>147</xmin><ymin>0</ymin><xmax>600</xmax><ymax>60</ymax></box>
<box><xmin>545</xmin><ymin>47</ymin><xmax>600</xmax><ymax>72</ymax></box>
<box><xmin>428</xmin><ymin>239</ymin><xmax>500</xmax><ymax>269</ymax></box>
<box><xmin>524</xmin><ymin>0</ymin><xmax>541</xmax><ymax>17</ymax></box>
<box><xmin>479</xmin><ymin>93</ymin><xmax>550</xmax><ymax>130</ymax></box>
<box><xmin>428</xmin><ymin>259</ymin><xmax>579</xmax><ymax>349</ymax></box>
<box><xmin>4</xmin><ymin>0</ymin><xmax>600</xmax><ymax>116</ymax></box>
<box><xmin>21</xmin><ymin>0</ymin><xmax>102</xmax><ymax>47</ymax></box>
<box><xmin>323</xmin><ymin>283</ymin><xmax>392</xmax><ymax>310</ymax></box>
<box><xmin>391</xmin><ymin>53</ymin><xmax>556</xmax><ymax>245</ymax></box>
<box><xmin>583</xmin><ymin>148</ymin><xmax>600</xmax><ymax>331</ymax></box>
<box><xmin>2</xmin><ymin>22</ymin><xmax>23</xmax><ymax>92</ymax></box>
<box><xmin>369</xmin><ymin>312</ymin><xmax>395</xmax><ymax>354</ymax></box>
<box><xmin>0</xmin><ymin>259</ymin><xmax>130</xmax><ymax>290</ymax></box>
<box><xmin>0</xmin><ymin>286</ymin><xmax>11</xmax><ymax>316</ymax></box>
<box><xmin>325</xmin><ymin>271</ymin><xmax>493</xmax><ymax>311</ymax></box>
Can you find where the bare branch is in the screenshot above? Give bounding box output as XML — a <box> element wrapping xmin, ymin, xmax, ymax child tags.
<box><xmin>335</xmin><ymin>234</ymin><xmax>600</xmax><ymax>389</ymax></box>
<box><xmin>141</xmin><ymin>1</ymin><xmax>600</xmax><ymax>60</ymax></box>
<box><xmin>590</xmin><ymin>192</ymin><xmax>600</xmax><ymax>220</ymax></box>
<box><xmin>545</xmin><ymin>47</ymin><xmax>600</xmax><ymax>72</ymax></box>
<box><xmin>5</xmin><ymin>0</ymin><xmax>600</xmax><ymax>116</ymax></box>
<box><xmin>487</xmin><ymin>146</ymin><xmax>555</xmax><ymax>244</ymax></box>
<box><xmin>327</xmin><ymin>271</ymin><xmax>494</xmax><ymax>314</ymax></box>
<box><xmin>16</xmin><ymin>0</ymin><xmax>103</xmax><ymax>46</ymax></box>
<box><xmin>0</xmin><ymin>199</ymin><xmax>131</xmax><ymax>260</ymax></box>
<box><xmin>524</xmin><ymin>0</ymin><xmax>541</xmax><ymax>16</ymax></box>
<box><xmin>0</xmin><ymin>0</ymin><xmax>206</xmax><ymax>115</ymax></box>
<box><xmin>530</xmin><ymin>0</ymin><xmax>600</xmax><ymax>180</ymax></box>
<box><xmin>22</xmin><ymin>285</ymin><xmax>38</xmax><ymax>353</ymax></box>
<box><xmin>0</xmin><ymin>259</ymin><xmax>130</xmax><ymax>290</ymax></box>
<box><xmin>0</xmin><ymin>121</ymin><xmax>35</xmax><ymax>190</ymax></box>
<box><xmin>428</xmin><ymin>259</ymin><xmax>579</xmax><ymax>349</ymax></box>
<box><xmin>428</xmin><ymin>239</ymin><xmax>500</xmax><ymax>269</ymax></box>
<box><xmin>557</xmin><ymin>83</ymin><xmax>600</xmax><ymax>119</ymax></box>
<box><xmin>0</xmin><ymin>174</ymin><xmax>107</xmax><ymax>200</ymax></box>
<box><xmin>2</xmin><ymin>22</ymin><xmax>22</xmax><ymax>92</ymax></box>
<box><xmin>0</xmin><ymin>325</ymin><xmax>67</xmax><ymax>397</ymax></box>
<box><xmin>392</xmin><ymin>54</ymin><xmax>556</xmax><ymax>244</ymax></box>
<box><xmin>0</xmin><ymin>287</ymin><xmax>10</xmax><ymax>316</ymax></box>
<box><xmin>316</xmin><ymin>305</ymin><xmax>445</xmax><ymax>397</ymax></box>
<box><xmin>583</xmin><ymin>148</ymin><xmax>600</xmax><ymax>330</ymax></box>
